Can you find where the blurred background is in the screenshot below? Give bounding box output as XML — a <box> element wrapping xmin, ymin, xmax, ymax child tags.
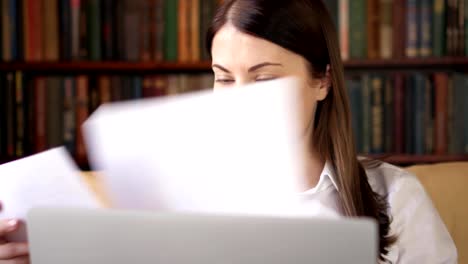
<box><xmin>0</xmin><ymin>0</ymin><xmax>467</xmax><ymax>169</ymax></box>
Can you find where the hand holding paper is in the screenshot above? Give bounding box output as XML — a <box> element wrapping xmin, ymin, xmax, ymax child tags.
<box><xmin>0</xmin><ymin>147</ymin><xmax>100</xmax><ymax>241</ymax></box>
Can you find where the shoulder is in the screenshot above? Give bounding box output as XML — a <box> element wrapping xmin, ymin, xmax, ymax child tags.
<box><xmin>364</xmin><ymin>161</ymin><xmax>423</xmax><ymax>198</ymax></box>
<box><xmin>365</xmin><ymin>161</ymin><xmax>458</xmax><ymax>263</ymax></box>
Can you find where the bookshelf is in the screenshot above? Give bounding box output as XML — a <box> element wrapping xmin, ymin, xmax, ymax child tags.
<box><xmin>4</xmin><ymin>58</ymin><xmax>468</xmax><ymax>72</ymax></box>
<box><xmin>1</xmin><ymin>0</ymin><xmax>468</xmax><ymax>168</ymax></box>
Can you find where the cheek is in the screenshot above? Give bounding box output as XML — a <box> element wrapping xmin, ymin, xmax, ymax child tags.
<box><xmin>298</xmin><ymin>82</ymin><xmax>319</xmax><ymax>132</ymax></box>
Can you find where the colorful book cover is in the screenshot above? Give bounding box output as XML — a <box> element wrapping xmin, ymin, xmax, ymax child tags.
<box><xmin>349</xmin><ymin>0</ymin><xmax>367</xmax><ymax>58</ymax></box>
<box><xmin>433</xmin><ymin>0</ymin><xmax>446</xmax><ymax>56</ymax></box>
<box><xmin>164</xmin><ymin>0</ymin><xmax>178</xmax><ymax>61</ymax></box>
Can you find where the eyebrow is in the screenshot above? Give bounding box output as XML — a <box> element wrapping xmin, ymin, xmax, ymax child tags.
<box><xmin>212</xmin><ymin>62</ymin><xmax>283</xmax><ymax>73</ymax></box>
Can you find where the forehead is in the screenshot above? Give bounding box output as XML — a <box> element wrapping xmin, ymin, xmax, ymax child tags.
<box><xmin>211</xmin><ymin>24</ymin><xmax>303</xmax><ymax>68</ymax></box>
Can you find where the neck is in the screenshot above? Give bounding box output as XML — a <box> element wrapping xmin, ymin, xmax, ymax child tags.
<box><xmin>301</xmin><ymin>146</ymin><xmax>325</xmax><ymax>191</ymax></box>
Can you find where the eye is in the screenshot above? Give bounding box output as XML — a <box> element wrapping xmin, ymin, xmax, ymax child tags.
<box><xmin>215</xmin><ymin>79</ymin><xmax>235</xmax><ymax>84</ymax></box>
<box><xmin>256</xmin><ymin>76</ymin><xmax>277</xmax><ymax>82</ymax></box>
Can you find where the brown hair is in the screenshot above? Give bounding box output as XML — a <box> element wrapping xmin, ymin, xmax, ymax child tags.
<box><xmin>207</xmin><ymin>0</ymin><xmax>396</xmax><ymax>260</ymax></box>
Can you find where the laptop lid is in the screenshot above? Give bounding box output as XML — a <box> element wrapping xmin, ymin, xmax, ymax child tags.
<box><xmin>27</xmin><ymin>207</ymin><xmax>378</xmax><ymax>264</ymax></box>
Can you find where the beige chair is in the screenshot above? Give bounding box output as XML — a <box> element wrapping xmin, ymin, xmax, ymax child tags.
<box><xmin>81</xmin><ymin>162</ymin><xmax>468</xmax><ymax>263</ymax></box>
<box><xmin>406</xmin><ymin>162</ymin><xmax>468</xmax><ymax>264</ymax></box>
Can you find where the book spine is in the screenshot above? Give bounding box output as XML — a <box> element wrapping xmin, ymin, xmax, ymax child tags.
<box><xmin>32</xmin><ymin>0</ymin><xmax>43</xmax><ymax>61</ymax></box>
<box><xmin>43</xmin><ymin>0</ymin><xmax>60</xmax><ymax>61</ymax></box>
<box><xmin>371</xmin><ymin>75</ymin><xmax>384</xmax><ymax>153</ymax></box>
<box><xmin>451</xmin><ymin>73</ymin><xmax>465</xmax><ymax>154</ymax></box>
<box><xmin>110</xmin><ymin>76</ymin><xmax>121</xmax><ymax>101</ymax></box>
<box><xmin>362</xmin><ymin>74</ymin><xmax>371</xmax><ymax>153</ymax></box>
<box><xmin>367</xmin><ymin>0</ymin><xmax>380</xmax><ymax>59</ymax></box>
<box><xmin>101</xmin><ymin>0</ymin><xmax>114</xmax><ymax>60</ymax></box>
<box><xmin>63</xmin><ymin>76</ymin><xmax>76</xmax><ymax>154</ymax></box>
<box><xmin>15</xmin><ymin>0</ymin><xmax>24</xmax><ymax>61</ymax></box>
<box><xmin>0</xmin><ymin>0</ymin><xmax>3</xmax><ymax>61</ymax></box>
<box><xmin>5</xmin><ymin>73</ymin><xmax>16</xmax><ymax>157</ymax></box>
<box><xmin>349</xmin><ymin>0</ymin><xmax>367</xmax><ymax>58</ymax></box>
<box><xmin>9</xmin><ymin>0</ymin><xmax>17</xmax><ymax>60</ymax></box>
<box><xmin>464</xmin><ymin>75</ymin><xmax>468</xmax><ymax>153</ymax></box>
<box><xmin>75</xmin><ymin>75</ymin><xmax>89</xmax><ymax>163</ymax></box>
<box><xmin>34</xmin><ymin>77</ymin><xmax>47</xmax><ymax>152</ymax></box>
<box><xmin>424</xmin><ymin>76</ymin><xmax>434</xmax><ymax>154</ymax></box>
<box><xmin>1</xmin><ymin>0</ymin><xmax>10</xmax><ymax>61</ymax></box>
<box><xmin>59</xmin><ymin>0</ymin><xmax>72</xmax><ymax>60</ymax></box>
<box><xmin>406</xmin><ymin>0</ymin><xmax>419</xmax><ymax>57</ymax></box>
<box><xmin>434</xmin><ymin>73</ymin><xmax>449</xmax><ymax>154</ymax></box>
<box><xmin>339</xmin><ymin>0</ymin><xmax>350</xmax><ymax>60</ymax></box>
<box><xmin>446</xmin><ymin>0</ymin><xmax>455</xmax><ymax>56</ymax></box>
<box><xmin>46</xmin><ymin>77</ymin><xmax>64</xmax><ymax>148</ymax></box>
<box><xmin>394</xmin><ymin>74</ymin><xmax>404</xmax><ymax>153</ymax></box>
<box><xmin>132</xmin><ymin>76</ymin><xmax>143</xmax><ymax>99</ymax></box>
<box><xmin>379</xmin><ymin>0</ymin><xmax>393</xmax><ymax>59</ymax></box>
<box><xmin>458</xmin><ymin>0</ymin><xmax>465</xmax><ymax>55</ymax></box>
<box><xmin>15</xmin><ymin>72</ymin><xmax>24</xmax><ymax>157</ymax></box>
<box><xmin>419</xmin><ymin>0</ymin><xmax>433</xmax><ymax>56</ymax></box>
<box><xmin>88</xmin><ymin>0</ymin><xmax>101</xmax><ymax>61</ymax></box>
<box><xmin>447</xmin><ymin>75</ymin><xmax>455</xmax><ymax>153</ymax></box>
<box><xmin>78</xmin><ymin>0</ymin><xmax>88</xmax><ymax>60</ymax></box>
<box><xmin>383</xmin><ymin>76</ymin><xmax>394</xmax><ymax>152</ymax></box>
<box><xmin>123</xmin><ymin>0</ymin><xmax>140</xmax><ymax>61</ymax></box>
<box><xmin>164</xmin><ymin>0</ymin><xmax>178</xmax><ymax>61</ymax></box>
<box><xmin>154</xmin><ymin>0</ymin><xmax>165</xmax><ymax>61</ymax></box>
<box><xmin>348</xmin><ymin>78</ymin><xmax>363</xmax><ymax>153</ymax></box>
<box><xmin>178</xmin><ymin>0</ymin><xmax>189</xmax><ymax>62</ymax></box>
<box><xmin>433</xmin><ymin>0</ymin><xmax>446</xmax><ymax>56</ymax></box>
<box><xmin>140</xmin><ymin>0</ymin><xmax>152</xmax><ymax>61</ymax></box>
<box><xmin>414</xmin><ymin>73</ymin><xmax>426</xmax><ymax>154</ymax></box>
<box><xmin>0</xmin><ymin>75</ymin><xmax>5</xmax><ymax>155</ymax></box>
<box><xmin>466</xmin><ymin>0</ymin><xmax>468</xmax><ymax>56</ymax></box>
<box><xmin>191</xmin><ymin>0</ymin><xmax>200</xmax><ymax>62</ymax></box>
<box><xmin>98</xmin><ymin>75</ymin><xmax>111</xmax><ymax>103</ymax></box>
<box><xmin>71</xmin><ymin>0</ymin><xmax>81</xmax><ymax>60</ymax></box>
<box><xmin>405</xmin><ymin>74</ymin><xmax>414</xmax><ymax>154</ymax></box>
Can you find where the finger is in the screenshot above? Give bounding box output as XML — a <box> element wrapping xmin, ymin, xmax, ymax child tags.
<box><xmin>0</xmin><ymin>255</ymin><xmax>30</xmax><ymax>264</ymax></box>
<box><xmin>0</xmin><ymin>243</ymin><xmax>29</xmax><ymax>259</ymax></box>
<box><xmin>0</xmin><ymin>220</ymin><xmax>19</xmax><ymax>237</ymax></box>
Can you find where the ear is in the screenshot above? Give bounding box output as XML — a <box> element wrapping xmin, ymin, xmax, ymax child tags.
<box><xmin>315</xmin><ymin>64</ymin><xmax>331</xmax><ymax>101</ymax></box>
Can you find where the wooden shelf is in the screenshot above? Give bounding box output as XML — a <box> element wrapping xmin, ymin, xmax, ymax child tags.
<box><xmin>364</xmin><ymin>154</ymin><xmax>468</xmax><ymax>164</ymax></box>
<box><xmin>0</xmin><ymin>61</ymin><xmax>213</xmax><ymax>73</ymax></box>
<box><xmin>345</xmin><ymin>57</ymin><xmax>468</xmax><ymax>70</ymax></box>
<box><xmin>1</xmin><ymin>57</ymin><xmax>468</xmax><ymax>73</ymax></box>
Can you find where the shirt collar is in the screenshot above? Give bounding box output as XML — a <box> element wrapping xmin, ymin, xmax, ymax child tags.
<box><xmin>300</xmin><ymin>161</ymin><xmax>339</xmax><ymax>194</ymax></box>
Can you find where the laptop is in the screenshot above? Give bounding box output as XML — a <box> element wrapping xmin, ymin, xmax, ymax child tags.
<box><xmin>27</xmin><ymin>207</ymin><xmax>378</xmax><ymax>264</ymax></box>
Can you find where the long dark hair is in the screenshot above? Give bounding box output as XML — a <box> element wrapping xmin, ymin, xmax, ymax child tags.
<box><xmin>207</xmin><ymin>0</ymin><xmax>396</xmax><ymax>260</ymax></box>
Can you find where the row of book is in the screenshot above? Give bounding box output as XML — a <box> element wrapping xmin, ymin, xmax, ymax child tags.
<box><xmin>324</xmin><ymin>0</ymin><xmax>468</xmax><ymax>59</ymax></box>
<box><xmin>0</xmin><ymin>0</ymin><xmax>221</xmax><ymax>62</ymax></box>
<box><xmin>347</xmin><ymin>72</ymin><xmax>468</xmax><ymax>155</ymax></box>
<box><xmin>0</xmin><ymin>72</ymin><xmax>213</xmax><ymax>162</ymax></box>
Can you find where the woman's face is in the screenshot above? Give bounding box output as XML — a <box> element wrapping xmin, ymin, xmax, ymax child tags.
<box><xmin>211</xmin><ymin>24</ymin><xmax>330</xmax><ymax>135</ymax></box>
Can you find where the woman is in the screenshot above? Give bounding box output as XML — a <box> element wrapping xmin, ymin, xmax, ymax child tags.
<box><xmin>0</xmin><ymin>0</ymin><xmax>457</xmax><ymax>263</ymax></box>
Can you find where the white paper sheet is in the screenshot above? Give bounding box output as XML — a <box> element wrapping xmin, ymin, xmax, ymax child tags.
<box><xmin>83</xmin><ymin>77</ymin><xmax>313</xmax><ymax>216</ymax></box>
<box><xmin>0</xmin><ymin>147</ymin><xmax>100</xmax><ymax>241</ymax></box>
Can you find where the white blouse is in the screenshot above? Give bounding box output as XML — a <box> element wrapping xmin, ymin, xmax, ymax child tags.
<box><xmin>297</xmin><ymin>161</ymin><xmax>458</xmax><ymax>264</ymax></box>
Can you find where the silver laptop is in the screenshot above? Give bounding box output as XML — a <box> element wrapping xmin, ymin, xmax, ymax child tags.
<box><xmin>27</xmin><ymin>207</ymin><xmax>377</xmax><ymax>264</ymax></box>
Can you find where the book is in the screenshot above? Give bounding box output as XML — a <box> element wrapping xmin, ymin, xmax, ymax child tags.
<box><xmin>349</xmin><ymin>0</ymin><xmax>367</xmax><ymax>58</ymax></box>
<box><xmin>362</xmin><ymin>74</ymin><xmax>371</xmax><ymax>153</ymax></box>
<box><xmin>46</xmin><ymin>77</ymin><xmax>64</xmax><ymax>148</ymax></box>
<box><xmin>370</xmin><ymin>75</ymin><xmax>384</xmax><ymax>153</ymax></box>
<box><xmin>406</xmin><ymin>0</ymin><xmax>419</xmax><ymax>57</ymax></box>
<box><xmin>379</xmin><ymin>0</ymin><xmax>393</xmax><ymax>59</ymax></box>
<box><xmin>43</xmin><ymin>0</ymin><xmax>59</xmax><ymax>61</ymax></box>
<box><xmin>339</xmin><ymin>0</ymin><xmax>349</xmax><ymax>60</ymax></box>
<box><xmin>367</xmin><ymin>0</ymin><xmax>380</xmax><ymax>59</ymax></box>
<box><xmin>59</xmin><ymin>0</ymin><xmax>72</xmax><ymax>60</ymax></box>
<box><xmin>164</xmin><ymin>0</ymin><xmax>178</xmax><ymax>61</ymax></box>
<box><xmin>434</xmin><ymin>73</ymin><xmax>449</xmax><ymax>154</ymax></box>
<box><xmin>433</xmin><ymin>0</ymin><xmax>446</xmax><ymax>56</ymax></box>
<box><xmin>383</xmin><ymin>76</ymin><xmax>394</xmax><ymax>152</ymax></box>
<box><xmin>87</xmin><ymin>0</ymin><xmax>101</xmax><ymax>61</ymax></box>
<box><xmin>419</xmin><ymin>0</ymin><xmax>433</xmax><ymax>56</ymax></box>
<box><xmin>63</xmin><ymin>77</ymin><xmax>76</xmax><ymax>154</ymax></box>
<box><xmin>393</xmin><ymin>74</ymin><xmax>405</xmax><ymax>153</ymax></box>
<box><xmin>75</xmin><ymin>75</ymin><xmax>89</xmax><ymax>163</ymax></box>
<box><xmin>34</xmin><ymin>77</ymin><xmax>47</xmax><ymax>152</ymax></box>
